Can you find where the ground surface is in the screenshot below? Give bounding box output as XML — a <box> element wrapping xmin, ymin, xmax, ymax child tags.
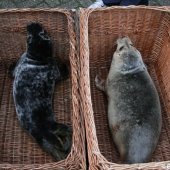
<box><xmin>0</xmin><ymin>0</ymin><xmax>169</xmax><ymax>9</ymax></box>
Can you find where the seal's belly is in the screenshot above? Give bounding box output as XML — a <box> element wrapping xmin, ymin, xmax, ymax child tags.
<box><xmin>13</xmin><ymin>65</ymin><xmax>55</xmax><ymax>130</ymax></box>
<box><xmin>107</xmin><ymin>71</ymin><xmax>161</xmax><ymax>135</ymax></box>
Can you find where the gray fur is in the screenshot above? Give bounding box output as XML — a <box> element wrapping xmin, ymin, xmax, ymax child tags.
<box><xmin>95</xmin><ymin>37</ymin><xmax>162</xmax><ymax>163</ymax></box>
<box><xmin>11</xmin><ymin>23</ymin><xmax>72</xmax><ymax>161</ymax></box>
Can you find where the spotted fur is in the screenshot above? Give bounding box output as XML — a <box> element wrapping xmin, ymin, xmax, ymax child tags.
<box><xmin>11</xmin><ymin>22</ymin><xmax>72</xmax><ymax>161</ymax></box>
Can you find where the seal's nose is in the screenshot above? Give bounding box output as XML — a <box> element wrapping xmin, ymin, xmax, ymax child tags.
<box><xmin>124</xmin><ymin>38</ymin><xmax>132</xmax><ymax>50</ymax></box>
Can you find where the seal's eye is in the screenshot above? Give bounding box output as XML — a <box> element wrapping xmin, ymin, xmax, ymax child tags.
<box><xmin>27</xmin><ymin>35</ymin><xmax>32</xmax><ymax>39</ymax></box>
<box><xmin>27</xmin><ymin>35</ymin><xmax>32</xmax><ymax>43</ymax></box>
<box><xmin>119</xmin><ymin>46</ymin><xmax>124</xmax><ymax>51</ymax></box>
<box><xmin>39</xmin><ymin>31</ymin><xmax>46</xmax><ymax>37</ymax></box>
<box><xmin>39</xmin><ymin>32</ymin><xmax>44</xmax><ymax>36</ymax></box>
<box><xmin>39</xmin><ymin>31</ymin><xmax>50</xmax><ymax>40</ymax></box>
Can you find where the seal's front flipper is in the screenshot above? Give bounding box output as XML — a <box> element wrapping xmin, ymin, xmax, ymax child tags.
<box><xmin>95</xmin><ymin>75</ymin><xmax>106</xmax><ymax>92</ymax></box>
<box><xmin>58</xmin><ymin>61</ymin><xmax>69</xmax><ymax>81</ymax></box>
<box><xmin>8</xmin><ymin>62</ymin><xmax>17</xmax><ymax>78</ymax></box>
<box><xmin>8</xmin><ymin>53</ymin><xmax>27</xmax><ymax>79</ymax></box>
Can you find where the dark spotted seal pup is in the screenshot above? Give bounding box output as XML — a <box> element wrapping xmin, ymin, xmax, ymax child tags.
<box><xmin>10</xmin><ymin>22</ymin><xmax>72</xmax><ymax>161</ymax></box>
<box><xmin>95</xmin><ymin>37</ymin><xmax>162</xmax><ymax>163</ymax></box>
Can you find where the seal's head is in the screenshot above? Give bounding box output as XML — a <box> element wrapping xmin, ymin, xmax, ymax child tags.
<box><xmin>26</xmin><ymin>22</ymin><xmax>52</xmax><ymax>61</ymax></box>
<box><xmin>113</xmin><ymin>37</ymin><xmax>146</xmax><ymax>74</ymax></box>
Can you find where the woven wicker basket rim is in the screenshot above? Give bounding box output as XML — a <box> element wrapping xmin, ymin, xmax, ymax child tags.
<box><xmin>80</xmin><ymin>5</ymin><xmax>170</xmax><ymax>12</ymax></box>
<box><xmin>0</xmin><ymin>8</ymin><xmax>86</xmax><ymax>169</ymax></box>
<box><xmin>79</xmin><ymin>6</ymin><xmax>170</xmax><ymax>169</ymax></box>
<box><xmin>0</xmin><ymin>8</ymin><xmax>74</xmax><ymax>13</ymax></box>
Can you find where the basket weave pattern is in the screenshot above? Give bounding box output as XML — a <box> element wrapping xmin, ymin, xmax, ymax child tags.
<box><xmin>0</xmin><ymin>6</ymin><xmax>170</xmax><ymax>170</ymax></box>
<box><xmin>80</xmin><ymin>7</ymin><xmax>170</xmax><ymax>170</ymax></box>
<box><xmin>0</xmin><ymin>9</ymin><xmax>85</xmax><ymax>170</ymax></box>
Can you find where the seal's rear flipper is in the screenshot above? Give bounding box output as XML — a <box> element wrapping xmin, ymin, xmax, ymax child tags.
<box><xmin>30</xmin><ymin>122</ymin><xmax>72</xmax><ymax>161</ymax></box>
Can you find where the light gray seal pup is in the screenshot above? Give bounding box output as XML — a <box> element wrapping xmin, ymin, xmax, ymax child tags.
<box><xmin>95</xmin><ymin>37</ymin><xmax>162</xmax><ymax>164</ymax></box>
<box><xmin>9</xmin><ymin>22</ymin><xmax>72</xmax><ymax>161</ymax></box>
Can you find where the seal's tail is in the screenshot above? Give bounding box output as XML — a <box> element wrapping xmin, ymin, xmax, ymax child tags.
<box><xmin>33</xmin><ymin>123</ymin><xmax>72</xmax><ymax>161</ymax></box>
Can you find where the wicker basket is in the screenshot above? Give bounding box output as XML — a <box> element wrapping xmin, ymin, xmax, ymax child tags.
<box><xmin>0</xmin><ymin>9</ymin><xmax>86</xmax><ymax>170</ymax></box>
<box><xmin>80</xmin><ymin>6</ymin><xmax>170</xmax><ymax>169</ymax></box>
